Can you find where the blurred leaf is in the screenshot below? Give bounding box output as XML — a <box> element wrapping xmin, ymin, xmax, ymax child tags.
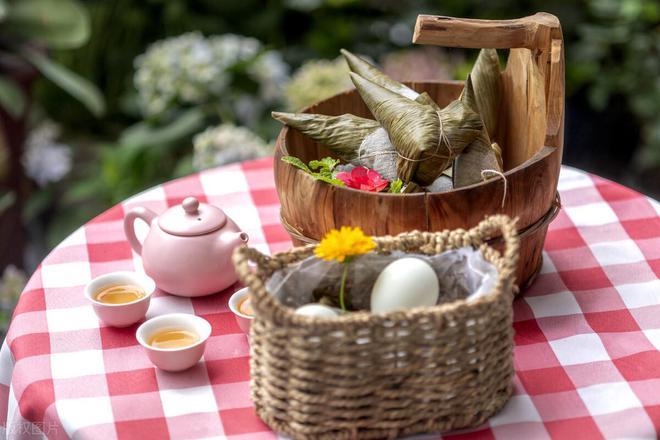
<box><xmin>453</xmin><ymin>61</ymin><xmax>473</xmax><ymax>82</ymax></box>
<box><xmin>120</xmin><ymin>108</ymin><xmax>205</xmax><ymax>148</ymax></box>
<box><xmin>173</xmin><ymin>155</ymin><xmax>194</xmax><ymax>178</ymax></box>
<box><xmin>21</xmin><ymin>47</ymin><xmax>105</xmax><ymax>116</ymax></box>
<box><xmin>621</xmin><ymin>0</ymin><xmax>643</xmax><ymax>20</ymax></box>
<box><xmin>641</xmin><ymin>1</ymin><xmax>660</xmax><ymax>20</ymax></box>
<box><xmin>62</xmin><ymin>178</ymin><xmax>105</xmax><ymax>204</ymax></box>
<box><xmin>6</xmin><ymin>0</ymin><xmax>90</xmax><ymax>49</ymax></box>
<box><xmin>0</xmin><ymin>76</ymin><xmax>25</xmax><ymax>118</ymax></box>
<box><xmin>0</xmin><ymin>191</ymin><xmax>15</xmax><ymax>214</ymax></box>
<box><xmin>22</xmin><ymin>189</ymin><xmax>51</xmax><ymax>222</ymax></box>
<box><xmin>0</xmin><ymin>0</ymin><xmax>7</xmax><ymax>21</ymax></box>
<box><xmin>46</xmin><ymin>204</ymin><xmax>97</xmax><ymax>248</ymax></box>
<box><xmin>327</xmin><ymin>0</ymin><xmax>359</xmax><ymax>7</ymax></box>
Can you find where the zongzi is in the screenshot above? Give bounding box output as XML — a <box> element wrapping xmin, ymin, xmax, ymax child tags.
<box><xmin>471</xmin><ymin>48</ymin><xmax>502</xmax><ymax>139</ymax></box>
<box><xmin>415</xmin><ymin>91</ymin><xmax>441</xmax><ymax>110</ymax></box>
<box><xmin>272</xmin><ymin>111</ymin><xmax>399</xmax><ymax>181</ymax></box>
<box><xmin>453</xmin><ymin>75</ymin><xmax>504</xmax><ymax>188</ymax></box>
<box><xmin>350</xmin><ymin>72</ymin><xmax>482</xmax><ymax>186</ymax></box>
<box><xmin>341</xmin><ymin>49</ymin><xmax>420</xmax><ymax>100</ymax></box>
<box><xmin>426</xmin><ymin>175</ymin><xmax>453</xmax><ymax>192</ymax></box>
<box><xmin>341</xmin><ymin>49</ymin><xmax>442</xmax><ymax>109</ymax></box>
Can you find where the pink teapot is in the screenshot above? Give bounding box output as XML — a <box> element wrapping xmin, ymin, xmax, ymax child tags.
<box><xmin>124</xmin><ymin>196</ymin><xmax>248</xmax><ymax>297</ymax></box>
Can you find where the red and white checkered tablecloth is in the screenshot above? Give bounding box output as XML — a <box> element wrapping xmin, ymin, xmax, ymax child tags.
<box><xmin>1</xmin><ymin>156</ymin><xmax>659</xmax><ymax>439</ymax></box>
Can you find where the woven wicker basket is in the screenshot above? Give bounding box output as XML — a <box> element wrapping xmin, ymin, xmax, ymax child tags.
<box><xmin>232</xmin><ymin>215</ymin><xmax>519</xmax><ymax>439</ymax></box>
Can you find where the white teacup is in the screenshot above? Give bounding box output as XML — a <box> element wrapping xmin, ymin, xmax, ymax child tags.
<box><xmin>85</xmin><ymin>271</ymin><xmax>155</xmax><ymax>327</ymax></box>
<box><xmin>136</xmin><ymin>313</ymin><xmax>211</xmax><ymax>372</ymax></box>
<box><xmin>228</xmin><ymin>287</ymin><xmax>253</xmax><ymax>335</ymax></box>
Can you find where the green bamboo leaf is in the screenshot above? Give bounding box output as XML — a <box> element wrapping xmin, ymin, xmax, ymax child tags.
<box><xmin>120</xmin><ymin>108</ymin><xmax>206</xmax><ymax>148</ymax></box>
<box><xmin>0</xmin><ymin>76</ymin><xmax>25</xmax><ymax>118</ymax></box>
<box><xmin>6</xmin><ymin>0</ymin><xmax>90</xmax><ymax>49</ymax></box>
<box><xmin>21</xmin><ymin>47</ymin><xmax>105</xmax><ymax>116</ymax></box>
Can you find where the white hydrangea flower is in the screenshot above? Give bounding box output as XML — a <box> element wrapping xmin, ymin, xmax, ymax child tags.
<box><xmin>249</xmin><ymin>51</ymin><xmax>290</xmax><ymax>102</ymax></box>
<box><xmin>134</xmin><ymin>32</ymin><xmax>288</xmax><ymax>116</ymax></box>
<box><xmin>22</xmin><ymin>122</ymin><xmax>72</xmax><ymax>187</ymax></box>
<box><xmin>233</xmin><ymin>95</ymin><xmax>263</xmax><ymax>126</ymax></box>
<box><xmin>193</xmin><ymin>124</ymin><xmax>270</xmax><ymax>171</ymax></box>
<box><xmin>284</xmin><ymin>57</ymin><xmax>352</xmax><ymax>110</ymax></box>
<box><xmin>134</xmin><ymin>32</ymin><xmax>230</xmax><ymax>115</ymax></box>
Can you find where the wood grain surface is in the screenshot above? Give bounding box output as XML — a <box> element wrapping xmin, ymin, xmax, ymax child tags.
<box><xmin>274</xmin><ymin>13</ymin><xmax>564</xmax><ymax>287</ymax></box>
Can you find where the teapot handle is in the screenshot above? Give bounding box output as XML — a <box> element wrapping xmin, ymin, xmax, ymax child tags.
<box><xmin>123</xmin><ymin>207</ymin><xmax>157</xmax><ymax>255</ymax></box>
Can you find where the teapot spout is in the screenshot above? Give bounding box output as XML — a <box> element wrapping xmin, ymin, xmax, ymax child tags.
<box><xmin>233</xmin><ymin>231</ymin><xmax>249</xmax><ymax>246</ymax></box>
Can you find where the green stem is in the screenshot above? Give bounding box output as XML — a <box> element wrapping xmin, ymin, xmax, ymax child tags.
<box><xmin>339</xmin><ymin>262</ymin><xmax>350</xmax><ymax>311</ymax></box>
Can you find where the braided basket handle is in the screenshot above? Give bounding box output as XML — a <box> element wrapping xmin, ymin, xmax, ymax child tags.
<box><xmin>468</xmin><ymin>215</ymin><xmax>519</xmax><ymax>275</ymax></box>
<box><xmin>233</xmin><ymin>215</ymin><xmax>520</xmax><ymax>316</ymax></box>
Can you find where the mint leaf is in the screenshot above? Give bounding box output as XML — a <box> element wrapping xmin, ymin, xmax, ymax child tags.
<box><xmin>314</xmin><ymin>175</ymin><xmax>345</xmax><ymax>186</ymax></box>
<box><xmin>388</xmin><ymin>179</ymin><xmax>403</xmax><ymax>193</ymax></box>
<box><xmin>309</xmin><ymin>157</ymin><xmax>340</xmax><ymax>177</ymax></box>
<box><xmin>283</xmin><ymin>156</ymin><xmax>344</xmax><ymax>187</ymax></box>
<box><xmin>281</xmin><ymin>156</ymin><xmax>311</xmax><ymax>174</ymax></box>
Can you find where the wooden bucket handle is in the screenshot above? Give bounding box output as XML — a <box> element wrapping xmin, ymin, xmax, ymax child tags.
<box><xmin>413</xmin><ymin>13</ymin><xmax>561</xmax><ymax>50</ymax></box>
<box><xmin>413</xmin><ymin>12</ymin><xmax>564</xmax><ymax>149</ymax></box>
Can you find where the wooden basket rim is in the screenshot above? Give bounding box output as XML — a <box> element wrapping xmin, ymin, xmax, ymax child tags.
<box><xmin>276</xmin><ymin>79</ymin><xmax>558</xmax><ymax>198</ymax></box>
<box><xmin>281</xmin><ymin>191</ymin><xmax>560</xmax><ymax>243</ymax></box>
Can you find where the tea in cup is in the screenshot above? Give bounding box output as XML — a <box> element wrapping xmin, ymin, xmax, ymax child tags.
<box><xmin>85</xmin><ymin>272</ymin><xmax>155</xmax><ymax>327</ymax></box>
<box><xmin>136</xmin><ymin>313</ymin><xmax>211</xmax><ymax>372</ymax></box>
<box><xmin>94</xmin><ymin>284</ymin><xmax>146</xmax><ymax>304</ymax></box>
<box><xmin>228</xmin><ymin>287</ymin><xmax>253</xmax><ymax>335</ymax></box>
<box><xmin>148</xmin><ymin>328</ymin><xmax>199</xmax><ymax>349</ymax></box>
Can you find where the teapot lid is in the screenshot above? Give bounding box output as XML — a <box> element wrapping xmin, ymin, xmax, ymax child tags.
<box><xmin>158</xmin><ymin>197</ymin><xmax>227</xmax><ymax>236</ymax></box>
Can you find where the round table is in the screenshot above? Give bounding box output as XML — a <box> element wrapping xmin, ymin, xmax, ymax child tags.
<box><xmin>1</xmin><ymin>157</ymin><xmax>659</xmax><ymax>439</ymax></box>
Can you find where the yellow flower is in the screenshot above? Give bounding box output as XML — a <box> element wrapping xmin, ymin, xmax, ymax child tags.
<box><xmin>314</xmin><ymin>226</ymin><xmax>375</xmax><ymax>263</ymax></box>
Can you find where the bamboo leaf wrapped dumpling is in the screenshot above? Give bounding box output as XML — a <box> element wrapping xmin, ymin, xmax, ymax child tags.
<box><xmin>341</xmin><ymin>49</ymin><xmax>442</xmax><ymax>110</ymax></box>
<box><xmin>271</xmin><ymin>111</ymin><xmax>399</xmax><ymax>181</ymax></box>
<box><xmin>341</xmin><ymin>49</ymin><xmax>420</xmax><ymax>101</ymax></box>
<box><xmin>453</xmin><ymin>133</ymin><xmax>503</xmax><ymax>187</ymax></box>
<box><xmin>471</xmin><ymin>48</ymin><xmax>502</xmax><ymax>139</ymax></box>
<box><xmin>349</xmin><ymin>72</ymin><xmax>482</xmax><ymax>185</ymax></box>
<box><xmin>272</xmin><ymin>111</ymin><xmax>379</xmax><ymax>161</ymax></box>
<box><xmin>453</xmin><ymin>68</ymin><xmax>504</xmax><ymax>188</ymax></box>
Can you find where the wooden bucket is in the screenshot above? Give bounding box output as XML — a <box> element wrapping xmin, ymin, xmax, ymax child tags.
<box><xmin>274</xmin><ymin>13</ymin><xmax>564</xmax><ymax>288</ymax></box>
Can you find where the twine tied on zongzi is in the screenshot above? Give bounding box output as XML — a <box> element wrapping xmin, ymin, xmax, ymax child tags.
<box><xmin>350</xmin><ymin>72</ymin><xmax>481</xmax><ymax>185</ymax></box>
<box><xmin>481</xmin><ymin>169</ymin><xmax>508</xmax><ymax>208</ymax></box>
<box><xmin>386</xmin><ymin>108</ymin><xmax>455</xmax><ymax>164</ymax></box>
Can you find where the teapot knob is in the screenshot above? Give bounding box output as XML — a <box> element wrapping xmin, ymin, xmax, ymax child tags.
<box><xmin>182</xmin><ymin>197</ymin><xmax>200</xmax><ymax>215</ymax></box>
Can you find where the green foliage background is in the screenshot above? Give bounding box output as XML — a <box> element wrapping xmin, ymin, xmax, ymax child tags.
<box><xmin>28</xmin><ymin>0</ymin><xmax>660</xmax><ymax>249</ymax></box>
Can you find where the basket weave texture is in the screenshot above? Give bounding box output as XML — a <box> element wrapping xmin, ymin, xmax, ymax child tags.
<box><xmin>232</xmin><ymin>215</ymin><xmax>519</xmax><ymax>440</ymax></box>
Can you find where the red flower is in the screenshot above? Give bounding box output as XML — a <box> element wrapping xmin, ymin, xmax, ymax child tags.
<box><xmin>336</xmin><ymin>166</ymin><xmax>389</xmax><ymax>192</ymax></box>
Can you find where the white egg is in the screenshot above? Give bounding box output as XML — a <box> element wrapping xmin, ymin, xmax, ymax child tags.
<box><xmin>294</xmin><ymin>304</ymin><xmax>340</xmax><ymax>319</ymax></box>
<box><xmin>370</xmin><ymin>258</ymin><xmax>439</xmax><ymax>313</ymax></box>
